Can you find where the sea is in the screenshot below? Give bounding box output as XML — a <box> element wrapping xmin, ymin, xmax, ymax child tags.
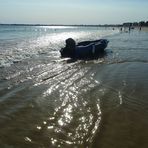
<box><xmin>0</xmin><ymin>25</ymin><xmax>148</xmax><ymax>148</ymax></box>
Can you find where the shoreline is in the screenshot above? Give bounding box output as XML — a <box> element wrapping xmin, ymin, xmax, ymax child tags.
<box><xmin>0</xmin><ymin>24</ymin><xmax>123</xmax><ymax>27</ymax></box>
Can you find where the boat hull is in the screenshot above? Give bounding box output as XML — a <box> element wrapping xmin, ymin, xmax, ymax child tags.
<box><xmin>60</xmin><ymin>39</ymin><xmax>109</xmax><ymax>59</ymax></box>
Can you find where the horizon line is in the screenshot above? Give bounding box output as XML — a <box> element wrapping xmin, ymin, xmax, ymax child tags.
<box><xmin>0</xmin><ymin>23</ymin><xmax>123</xmax><ymax>26</ymax></box>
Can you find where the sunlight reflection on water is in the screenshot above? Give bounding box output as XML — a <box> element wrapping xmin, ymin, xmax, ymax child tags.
<box><xmin>2</xmin><ymin>27</ymin><xmax>148</xmax><ymax>148</ymax></box>
<box><xmin>31</xmin><ymin>62</ymin><xmax>103</xmax><ymax>147</ymax></box>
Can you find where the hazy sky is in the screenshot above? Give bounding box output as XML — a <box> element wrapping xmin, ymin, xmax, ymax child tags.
<box><xmin>0</xmin><ymin>0</ymin><xmax>148</xmax><ymax>24</ymax></box>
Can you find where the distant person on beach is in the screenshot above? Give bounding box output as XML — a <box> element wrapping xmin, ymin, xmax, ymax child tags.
<box><xmin>120</xmin><ymin>27</ymin><xmax>122</xmax><ymax>32</ymax></box>
<box><xmin>129</xmin><ymin>26</ymin><xmax>131</xmax><ymax>32</ymax></box>
<box><xmin>139</xmin><ymin>26</ymin><xmax>142</xmax><ymax>31</ymax></box>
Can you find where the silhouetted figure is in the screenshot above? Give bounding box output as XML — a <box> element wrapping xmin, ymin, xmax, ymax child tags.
<box><xmin>120</xmin><ymin>27</ymin><xmax>122</xmax><ymax>32</ymax></box>
<box><xmin>129</xmin><ymin>26</ymin><xmax>131</xmax><ymax>32</ymax></box>
<box><xmin>60</xmin><ymin>38</ymin><xmax>76</xmax><ymax>58</ymax></box>
<box><xmin>139</xmin><ymin>26</ymin><xmax>142</xmax><ymax>31</ymax></box>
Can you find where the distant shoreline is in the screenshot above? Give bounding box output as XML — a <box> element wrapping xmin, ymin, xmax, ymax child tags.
<box><xmin>0</xmin><ymin>24</ymin><xmax>122</xmax><ymax>27</ymax></box>
<box><xmin>1</xmin><ymin>24</ymin><xmax>148</xmax><ymax>29</ymax></box>
<box><xmin>1</xmin><ymin>20</ymin><xmax>147</xmax><ymax>27</ymax></box>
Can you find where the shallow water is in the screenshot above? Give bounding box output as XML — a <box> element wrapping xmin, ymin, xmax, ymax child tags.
<box><xmin>0</xmin><ymin>26</ymin><xmax>148</xmax><ymax>148</ymax></box>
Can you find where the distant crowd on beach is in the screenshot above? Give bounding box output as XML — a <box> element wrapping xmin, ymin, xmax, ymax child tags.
<box><xmin>111</xmin><ymin>21</ymin><xmax>148</xmax><ymax>33</ymax></box>
<box><xmin>118</xmin><ymin>25</ymin><xmax>142</xmax><ymax>33</ymax></box>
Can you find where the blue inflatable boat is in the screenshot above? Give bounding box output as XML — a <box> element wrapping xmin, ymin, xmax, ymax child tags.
<box><xmin>60</xmin><ymin>39</ymin><xmax>109</xmax><ymax>59</ymax></box>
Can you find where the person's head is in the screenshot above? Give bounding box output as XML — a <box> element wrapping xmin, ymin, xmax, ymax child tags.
<box><xmin>65</xmin><ymin>38</ymin><xmax>76</xmax><ymax>48</ymax></box>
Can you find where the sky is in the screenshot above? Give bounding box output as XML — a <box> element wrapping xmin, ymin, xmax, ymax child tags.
<box><xmin>0</xmin><ymin>0</ymin><xmax>148</xmax><ymax>25</ymax></box>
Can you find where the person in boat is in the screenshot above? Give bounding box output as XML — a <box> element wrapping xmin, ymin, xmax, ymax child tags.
<box><xmin>60</xmin><ymin>38</ymin><xmax>108</xmax><ymax>59</ymax></box>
